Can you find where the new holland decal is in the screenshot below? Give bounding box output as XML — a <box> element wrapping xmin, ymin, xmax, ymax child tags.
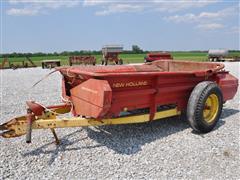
<box><xmin>113</xmin><ymin>81</ymin><xmax>148</xmax><ymax>88</ymax></box>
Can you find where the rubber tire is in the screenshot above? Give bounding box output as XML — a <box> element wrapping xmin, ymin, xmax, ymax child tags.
<box><xmin>101</xmin><ymin>59</ymin><xmax>104</xmax><ymax>65</ymax></box>
<box><xmin>187</xmin><ymin>81</ymin><xmax>223</xmax><ymax>133</ymax></box>
<box><xmin>119</xmin><ymin>59</ymin><xmax>123</xmax><ymax>65</ymax></box>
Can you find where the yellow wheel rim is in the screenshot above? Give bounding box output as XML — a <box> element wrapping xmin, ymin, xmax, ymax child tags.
<box><xmin>203</xmin><ymin>94</ymin><xmax>219</xmax><ymax>124</ymax></box>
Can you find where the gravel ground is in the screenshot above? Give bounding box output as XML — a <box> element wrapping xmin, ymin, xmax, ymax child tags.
<box><xmin>0</xmin><ymin>63</ymin><xmax>239</xmax><ymax>179</ymax></box>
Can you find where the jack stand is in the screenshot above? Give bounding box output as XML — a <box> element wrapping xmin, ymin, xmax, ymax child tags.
<box><xmin>26</xmin><ymin>109</ymin><xmax>35</xmax><ymax>143</ymax></box>
<box><xmin>50</xmin><ymin>128</ymin><xmax>60</xmax><ymax>145</ymax></box>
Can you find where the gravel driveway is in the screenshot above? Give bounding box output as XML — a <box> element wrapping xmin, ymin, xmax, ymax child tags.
<box><xmin>0</xmin><ymin>62</ymin><xmax>239</xmax><ymax>179</ymax></box>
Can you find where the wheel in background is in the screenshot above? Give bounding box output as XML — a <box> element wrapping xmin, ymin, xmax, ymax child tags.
<box><xmin>187</xmin><ymin>81</ymin><xmax>223</xmax><ymax>133</ymax></box>
<box><xmin>119</xmin><ymin>59</ymin><xmax>123</xmax><ymax>65</ymax></box>
<box><xmin>101</xmin><ymin>59</ymin><xmax>104</xmax><ymax>65</ymax></box>
<box><xmin>104</xmin><ymin>59</ymin><xmax>108</xmax><ymax>66</ymax></box>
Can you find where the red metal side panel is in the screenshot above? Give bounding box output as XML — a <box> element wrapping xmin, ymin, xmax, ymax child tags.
<box><xmin>217</xmin><ymin>73</ymin><xmax>238</xmax><ymax>101</ymax></box>
<box><xmin>104</xmin><ymin>74</ymin><xmax>205</xmax><ymax>117</ymax></box>
<box><xmin>70</xmin><ymin>79</ymin><xmax>112</xmax><ymax>118</ymax></box>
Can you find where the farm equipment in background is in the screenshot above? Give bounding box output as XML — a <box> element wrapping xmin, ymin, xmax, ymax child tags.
<box><xmin>0</xmin><ymin>57</ymin><xmax>37</xmax><ymax>70</ymax></box>
<box><xmin>101</xmin><ymin>45</ymin><xmax>123</xmax><ymax>65</ymax></box>
<box><xmin>42</xmin><ymin>59</ymin><xmax>61</xmax><ymax>69</ymax></box>
<box><xmin>144</xmin><ymin>52</ymin><xmax>173</xmax><ymax>63</ymax></box>
<box><xmin>0</xmin><ymin>57</ymin><xmax>8</xmax><ymax>69</ymax></box>
<box><xmin>0</xmin><ymin>60</ymin><xmax>238</xmax><ymax>145</ymax></box>
<box><xmin>69</xmin><ymin>55</ymin><xmax>96</xmax><ymax>66</ymax></box>
<box><xmin>208</xmin><ymin>49</ymin><xmax>240</xmax><ymax>62</ymax></box>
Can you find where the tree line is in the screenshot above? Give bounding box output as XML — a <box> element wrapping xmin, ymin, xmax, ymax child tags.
<box><xmin>0</xmin><ymin>45</ymin><xmax>146</xmax><ymax>58</ymax></box>
<box><xmin>1</xmin><ymin>45</ymin><xmax>239</xmax><ymax>58</ymax></box>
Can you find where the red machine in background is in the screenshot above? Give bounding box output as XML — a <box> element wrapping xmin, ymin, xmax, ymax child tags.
<box><xmin>145</xmin><ymin>52</ymin><xmax>173</xmax><ymax>62</ymax></box>
<box><xmin>69</xmin><ymin>55</ymin><xmax>96</xmax><ymax>66</ymax></box>
<box><xmin>101</xmin><ymin>45</ymin><xmax>123</xmax><ymax>65</ymax></box>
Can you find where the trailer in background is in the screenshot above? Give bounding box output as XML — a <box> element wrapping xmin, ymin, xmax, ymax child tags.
<box><xmin>69</xmin><ymin>56</ymin><xmax>96</xmax><ymax>66</ymax></box>
<box><xmin>208</xmin><ymin>49</ymin><xmax>240</xmax><ymax>62</ymax></box>
<box><xmin>101</xmin><ymin>45</ymin><xmax>123</xmax><ymax>65</ymax></box>
<box><xmin>42</xmin><ymin>59</ymin><xmax>61</xmax><ymax>69</ymax></box>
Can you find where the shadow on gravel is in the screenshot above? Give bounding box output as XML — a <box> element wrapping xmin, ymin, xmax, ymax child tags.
<box><xmin>191</xmin><ymin>108</ymin><xmax>239</xmax><ymax>135</ymax></box>
<box><xmin>221</xmin><ymin>108</ymin><xmax>239</xmax><ymax>119</ymax></box>
<box><xmin>85</xmin><ymin>116</ymin><xmax>189</xmax><ymax>155</ymax></box>
<box><xmin>21</xmin><ymin>129</ymin><xmax>103</xmax><ymax>165</ymax></box>
<box><xmin>22</xmin><ymin>108</ymin><xmax>238</xmax><ymax>160</ymax></box>
<box><xmin>191</xmin><ymin>120</ymin><xmax>226</xmax><ymax>135</ymax></box>
<box><xmin>21</xmin><ymin>116</ymin><xmax>189</xmax><ymax>159</ymax></box>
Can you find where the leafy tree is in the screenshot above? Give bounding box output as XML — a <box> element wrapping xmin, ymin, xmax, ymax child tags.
<box><xmin>132</xmin><ymin>45</ymin><xmax>143</xmax><ymax>53</ymax></box>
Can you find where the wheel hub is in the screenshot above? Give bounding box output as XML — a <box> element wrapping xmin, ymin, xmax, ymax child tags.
<box><xmin>203</xmin><ymin>94</ymin><xmax>219</xmax><ymax>124</ymax></box>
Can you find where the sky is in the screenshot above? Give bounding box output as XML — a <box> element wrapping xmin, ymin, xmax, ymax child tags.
<box><xmin>0</xmin><ymin>0</ymin><xmax>239</xmax><ymax>53</ymax></box>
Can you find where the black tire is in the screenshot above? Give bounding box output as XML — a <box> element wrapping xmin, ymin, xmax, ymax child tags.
<box><xmin>187</xmin><ymin>81</ymin><xmax>223</xmax><ymax>133</ymax></box>
<box><xmin>119</xmin><ymin>59</ymin><xmax>123</xmax><ymax>65</ymax></box>
<box><xmin>101</xmin><ymin>59</ymin><xmax>104</xmax><ymax>65</ymax></box>
<box><xmin>105</xmin><ymin>60</ymin><xmax>108</xmax><ymax>66</ymax></box>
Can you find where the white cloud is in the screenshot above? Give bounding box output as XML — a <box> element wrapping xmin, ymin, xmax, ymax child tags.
<box><xmin>6</xmin><ymin>0</ymin><xmax>221</xmax><ymax>16</ymax></box>
<box><xmin>7</xmin><ymin>0</ymin><xmax>80</xmax><ymax>16</ymax></box>
<box><xmin>7</xmin><ymin>7</ymin><xmax>39</xmax><ymax>16</ymax></box>
<box><xmin>6</xmin><ymin>0</ymin><xmax>236</xmax><ymax>32</ymax></box>
<box><xmin>95</xmin><ymin>4</ymin><xmax>143</xmax><ymax>16</ymax></box>
<box><xmin>166</xmin><ymin>14</ymin><xmax>197</xmax><ymax>23</ymax></box>
<box><xmin>153</xmin><ymin>0</ymin><xmax>219</xmax><ymax>13</ymax></box>
<box><xmin>164</xmin><ymin>6</ymin><xmax>237</xmax><ymax>31</ymax></box>
<box><xmin>83</xmin><ymin>0</ymin><xmax>219</xmax><ymax>15</ymax></box>
<box><xmin>8</xmin><ymin>0</ymin><xmax>36</xmax><ymax>3</ymax></box>
<box><xmin>83</xmin><ymin>0</ymin><xmax>108</xmax><ymax>6</ymax></box>
<box><xmin>165</xmin><ymin>7</ymin><xmax>237</xmax><ymax>23</ymax></box>
<box><xmin>196</xmin><ymin>23</ymin><xmax>224</xmax><ymax>30</ymax></box>
<box><xmin>8</xmin><ymin>0</ymin><xmax>79</xmax><ymax>7</ymax></box>
<box><xmin>83</xmin><ymin>0</ymin><xmax>146</xmax><ymax>16</ymax></box>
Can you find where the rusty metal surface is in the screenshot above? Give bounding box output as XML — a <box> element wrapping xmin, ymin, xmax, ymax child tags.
<box><xmin>0</xmin><ymin>107</ymin><xmax>180</xmax><ymax>139</ymax></box>
<box><xmin>0</xmin><ymin>116</ymin><xmax>27</xmax><ymax>138</ymax></box>
<box><xmin>0</xmin><ymin>103</ymin><xmax>71</xmax><ymax>139</ymax></box>
<box><xmin>60</xmin><ymin>65</ymin><xmax>137</xmax><ymax>73</ymax></box>
<box><xmin>26</xmin><ymin>101</ymin><xmax>45</xmax><ymax>116</ymax></box>
<box><xmin>58</xmin><ymin>60</ymin><xmax>224</xmax><ymax>76</ymax></box>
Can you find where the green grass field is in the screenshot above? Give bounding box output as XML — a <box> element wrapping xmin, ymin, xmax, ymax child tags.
<box><xmin>1</xmin><ymin>52</ymin><xmax>240</xmax><ymax>67</ymax></box>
